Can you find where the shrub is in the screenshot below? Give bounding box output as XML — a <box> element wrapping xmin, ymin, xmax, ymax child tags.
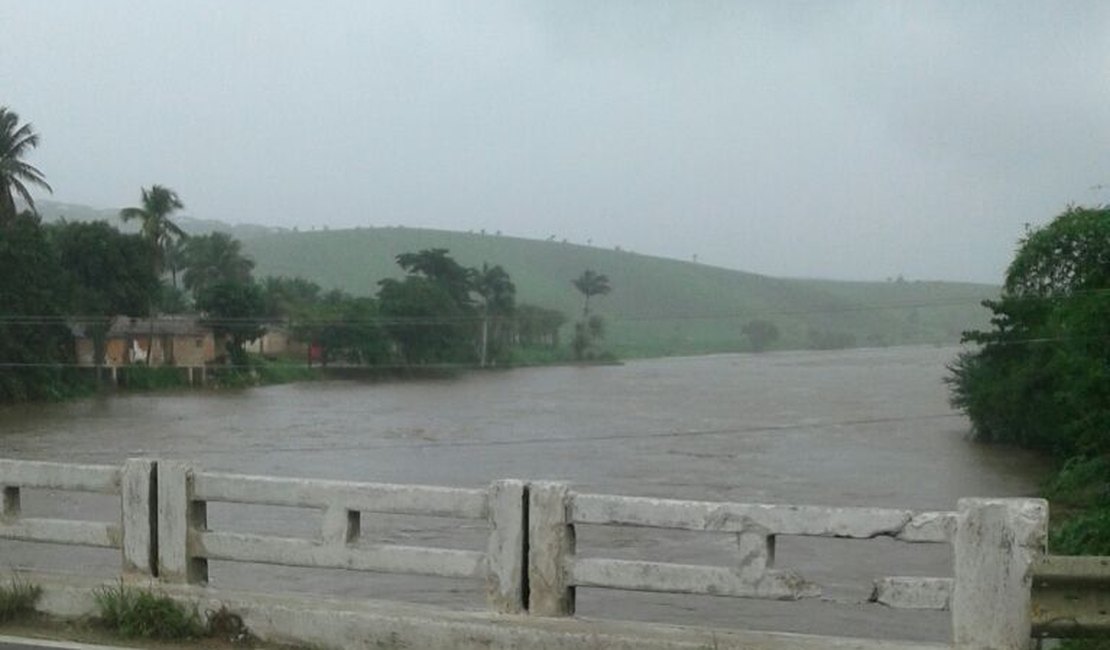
<box><xmin>93</xmin><ymin>582</ymin><xmax>203</xmax><ymax>640</ymax></box>
<box><xmin>0</xmin><ymin>576</ymin><xmax>41</xmax><ymax>622</ymax></box>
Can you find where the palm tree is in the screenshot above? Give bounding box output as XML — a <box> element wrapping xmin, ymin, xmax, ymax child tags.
<box><xmin>120</xmin><ymin>184</ymin><xmax>186</xmax><ymax>365</ymax></box>
<box><xmin>572</xmin><ymin>270</ymin><xmax>611</xmax><ymax>317</ymax></box>
<box><xmin>119</xmin><ymin>185</ymin><xmax>186</xmax><ymax>276</ymax></box>
<box><xmin>181</xmin><ymin>232</ymin><xmax>255</xmax><ymax>298</ymax></box>
<box><xmin>0</xmin><ymin>107</ymin><xmax>53</xmax><ymax>224</ymax></box>
<box><xmin>473</xmin><ymin>263</ymin><xmax>516</xmax><ymax>367</ymax></box>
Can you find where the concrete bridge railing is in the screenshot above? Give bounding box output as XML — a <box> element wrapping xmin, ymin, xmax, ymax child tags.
<box><xmin>528</xmin><ymin>482</ymin><xmax>1048</xmax><ymax>649</ymax></box>
<box><xmin>0</xmin><ymin>457</ymin><xmax>1062</xmax><ymax>649</ymax></box>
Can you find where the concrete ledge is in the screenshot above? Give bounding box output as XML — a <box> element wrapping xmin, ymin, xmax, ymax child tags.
<box><xmin>19</xmin><ymin>571</ymin><xmax>950</xmax><ymax>650</ymax></box>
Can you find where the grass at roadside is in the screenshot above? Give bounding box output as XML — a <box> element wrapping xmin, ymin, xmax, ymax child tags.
<box><xmin>0</xmin><ymin>576</ymin><xmax>41</xmax><ymax>623</ymax></box>
<box><xmin>93</xmin><ymin>582</ymin><xmax>205</xmax><ymax>640</ymax></box>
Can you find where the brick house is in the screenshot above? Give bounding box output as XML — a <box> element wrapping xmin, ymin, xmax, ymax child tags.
<box><xmin>74</xmin><ymin>315</ymin><xmax>218</xmax><ymax>367</ymax></box>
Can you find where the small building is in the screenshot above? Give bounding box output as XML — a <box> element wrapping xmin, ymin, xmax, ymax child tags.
<box><xmin>74</xmin><ymin>315</ymin><xmax>219</xmax><ymax>368</ymax></box>
<box><xmin>244</xmin><ymin>325</ymin><xmax>308</xmax><ymax>358</ymax></box>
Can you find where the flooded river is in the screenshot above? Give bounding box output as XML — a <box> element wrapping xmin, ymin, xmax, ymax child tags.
<box><xmin>0</xmin><ymin>345</ymin><xmax>1048</xmax><ymax>641</ymax></box>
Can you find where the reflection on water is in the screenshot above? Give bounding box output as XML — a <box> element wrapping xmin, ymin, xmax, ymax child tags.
<box><xmin>0</xmin><ymin>345</ymin><xmax>1048</xmax><ymax>641</ymax></box>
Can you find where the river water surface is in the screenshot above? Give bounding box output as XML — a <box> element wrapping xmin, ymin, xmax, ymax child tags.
<box><xmin>0</xmin><ymin>346</ymin><xmax>1048</xmax><ymax>641</ymax></box>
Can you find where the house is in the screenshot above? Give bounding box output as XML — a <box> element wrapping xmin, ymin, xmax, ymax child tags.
<box><xmin>74</xmin><ymin>315</ymin><xmax>219</xmax><ymax>368</ymax></box>
<box><xmin>244</xmin><ymin>325</ymin><xmax>308</xmax><ymax>358</ymax></box>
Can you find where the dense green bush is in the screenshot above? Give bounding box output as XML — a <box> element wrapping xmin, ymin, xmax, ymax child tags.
<box><xmin>949</xmin><ymin>207</ymin><xmax>1110</xmax><ymax>458</ymax></box>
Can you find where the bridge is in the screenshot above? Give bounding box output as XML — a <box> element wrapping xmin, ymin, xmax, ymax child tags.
<box><xmin>0</xmin><ymin>458</ymin><xmax>1104</xmax><ymax>649</ymax></box>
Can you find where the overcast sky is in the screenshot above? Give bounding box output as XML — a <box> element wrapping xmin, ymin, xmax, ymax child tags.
<box><xmin>3</xmin><ymin>1</ymin><xmax>1108</xmax><ymax>283</ymax></box>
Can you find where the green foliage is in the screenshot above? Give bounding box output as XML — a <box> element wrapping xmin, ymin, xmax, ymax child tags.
<box><xmin>949</xmin><ymin>206</ymin><xmax>1110</xmax><ymax>457</ymax></box>
<box><xmin>742</xmin><ymin>319</ymin><xmax>780</xmax><ymax>352</ymax></box>
<box><xmin>378</xmin><ymin>276</ymin><xmax>472</xmax><ymax>364</ymax></box>
<box><xmin>1051</xmin><ymin>506</ymin><xmax>1110</xmax><ymax>556</ymax></box>
<box><xmin>93</xmin><ymin>582</ymin><xmax>204</xmax><ymax>640</ymax></box>
<box><xmin>297</xmin><ymin>291</ymin><xmax>390</xmax><ymax>366</ymax></box>
<box><xmin>182</xmin><ymin>231</ymin><xmax>255</xmax><ymax>298</ymax></box>
<box><xmin>1043</xmin><ymin>456</ymin><xmax>1110</xmax><ymax>509</ymax></box>
<box><xmin>48</xmin><ymin>221</ymin><xmax>160</xmax><ymax>367</ymax></box>
<box><xmin>0</xmin><ymin>575</ymin><xmax>42</xmax><ymax>622</ymax></box>
<box><xmin>0</xmin><ymin>213</ymin><xmax>84</xmax><ymax>401</ymax></box>
<box><xmin>395</xmin><ymin>248</ymin><xmax>474</xmax><ymax>307</ymax></box>
<box><xmin>118</xmin><ymin>365</ymin><xmax>189</xmax><ymax>391</ymax></box>
<box><xmin>572</xmin><ymin>269</ymin><xmax>610</xmax><ymax>317</ymax></box>
<box><xmin>572</xmin><ymin>314</ymin><xmax>608</xmax><ymax>361</ymax></box>
<box><xmin>196</xmin><ymin>279</ymin><xmax>266</xmax><ymax>367</ymax></box>
<box><xmin>118</xmin><ymin>185</ymin><xmax>185</xmax><ymax>277</ymax></box>
<box><xmin>251</xmin><ymin>355</ymin><xmax>320</xmax><ymax>384</ymax></box>
<box><xmin>0</xmin><ymin>107</ymin><xmax>53</xmax><ymax>223</ymax></box>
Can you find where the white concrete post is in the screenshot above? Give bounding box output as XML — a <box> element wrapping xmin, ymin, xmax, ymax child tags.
<box><xmin>528</xmin><ymin>481</ymin><xmax>574</xmax><ymax>616</ymax></box>
<box><xmin>120</xmin><ymin>458</ymin><xmax>156</xmax><ymax>577</ymax></box>
<box><xmin>157</xmin><ymin>461</ymin><xmax>208</xmax><ymax>584</ymax></box>
<box><xmin>736</xmin><ymin>528</ymin><xmax>774</xmax><ymax>583</ymax></box>
<box><xmin>485</xmin><ymin>479</ymin><xmax>527</xmax><ymax>614</ymax></box>
<box><xmin>952</xmin><ymin>498</ymin><xmax>1047</xmax><ymax>650</ymax></box>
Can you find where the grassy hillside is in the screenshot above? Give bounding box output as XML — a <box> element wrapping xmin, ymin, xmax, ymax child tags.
<box><xmin>240</xmin><ymin>226</ymin><xmax>995</xmax><ymax>357</ymax></box>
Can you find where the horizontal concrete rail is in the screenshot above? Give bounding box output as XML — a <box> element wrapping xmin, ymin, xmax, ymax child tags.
<box><xmin>571</xmin><ymin>493</ymin><xmax>958</xmax><ymax>542</ymax></box>
<box><xmin>193</xmin><ymin>531</ymin><xmax>486</xmax><ymax>579</ymax></box>
<box><xmin>1032</xmin><ymin>555</ymin><xmax>1110</xmax><ymax>638</ymax></box>
<box><xmin>192</xmin><ymin>471</ymin><xmax>488</xmax><ymax>518</ymax></box>
<box><xmin>159</xmin><ymin>463</ymin><xmax>527</xmax><ymax>613</ymax></box>
<box><xmin>0</xmin><ymin>459</ymin><xmax>120</xmax><ymax>494</ymax></box>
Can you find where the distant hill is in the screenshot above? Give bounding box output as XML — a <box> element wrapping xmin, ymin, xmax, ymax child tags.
<box><xmin>239</xmin><ymin>227</ymin><xmax>995</xmax><ymax>357</ymax></box>
<box><xmin>32</xmin><ymin>199</ymin><xmax>286</xmax><ymax>241</ymax></box>
<box><xmin>27</xmin><ymin>199</ymin><xmax>994</xmax><ymax>356</ymax></box>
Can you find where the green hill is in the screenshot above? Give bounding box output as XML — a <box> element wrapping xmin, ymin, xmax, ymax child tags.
<box><xmin>27</xmin><ymin>199</ymin><xmax>994</xmax><ymax>356</ymax></box>
<box><xmin>239</xmin><ymin>226</ymin><xmax>995</xmax><ymax>357</ymax></box>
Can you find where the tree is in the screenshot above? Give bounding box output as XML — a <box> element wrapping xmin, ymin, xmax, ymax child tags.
<box><xmin>0</xmin><ymin>212</ymin><xmax>73</xmax><ymax>401</ymax></box>
<box><xmin>742</xmin><ymin>319</ymin><xmax>780</xmax><ymax>352</ymax></box>
<box><xmin>119</xmin><ymin>185</ymin><xmax>186</xmax><ymax>277</ymax></box>
<box><xmin>164</xmin><ymin>236</ymin><xmax>188</xmax><ymax>290</ymax></box>
<box><xmin>473</xmin><ymin>263</ymin><xmax>516</xmax><ymax>366</ymax></box>
<box><xmin>261</xmin><ymin>275</ymin><xmax>322</xmax><ymax>320</ymax></box>
<box><xmin>395</xmin><ymin>248</ymin><xmax>474</xmax><ymax>308</ymax></box>
<box><xmin>948</xmin><ymin>205</ymin><xmax>1110</xmax><ymax>456</ymax></box>
<box><xmin>572</xmin><ymin>270</ymin><xmax>611</xmax><ymax>317</ymax></box>
<box><xmin>196</xmin><ymin>279</ymin><xmax>266</xmax><ymax>368</ymax></box>
<box><xmin>182</xmin><ymin>232</ymin><xmax>254</xmax><ymax>298</ymax></box>
<box><xmin>0</xmin><ymin>107</ymin><xmax>52</xmax><ymax>225</ymax></box>
<box><xmin>48</xmin><ymin>221</ymin><xmax>160</xmax><ymax>371</ymax></box>
<box><xmin>377</xmin><ymin>276</ymin><xmax>471</xmax><ymax>364</ymax></box>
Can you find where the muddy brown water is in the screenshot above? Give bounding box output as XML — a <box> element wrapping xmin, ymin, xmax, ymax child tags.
<box><xmin>0</xmin><ymin>345</ymin><xmax>1048</xmax><ymax>641</ymax></box>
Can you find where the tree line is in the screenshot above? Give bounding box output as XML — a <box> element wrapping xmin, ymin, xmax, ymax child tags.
<box><xmin>1</xmin><ymin>106</ymin><xmax>615</xmax><ymax>401</ymax></box>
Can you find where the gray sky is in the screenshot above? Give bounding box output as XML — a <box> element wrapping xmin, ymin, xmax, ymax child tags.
<box><xmin>3</xmin><ymin>1</ymin><xmax>1108</xmax><ymax>283</ymax></box>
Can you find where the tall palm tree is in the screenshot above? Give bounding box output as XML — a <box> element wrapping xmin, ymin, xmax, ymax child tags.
<box><xmin>572</xmin><ymin>270</ymin><xmax>611</xmax><ymax>317</ymax></box>
<box><xmin>120</xmin><ymin>185</ymin><xmax>186</xmax><ymax>365</ymax></box>
<box><xmin>0</xmin><ymin>107</ymin><xmax>53</xmax><ymax>224</ymax></box>
<box><xmin>119</xmin><ymin>185</ymin><xmax>186</xmax><ymax>276</ymax></box>
<box><xmin>473</xmin><ymin>263</ymin><xmax>516</xmax><ymax>366</ymax></box>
